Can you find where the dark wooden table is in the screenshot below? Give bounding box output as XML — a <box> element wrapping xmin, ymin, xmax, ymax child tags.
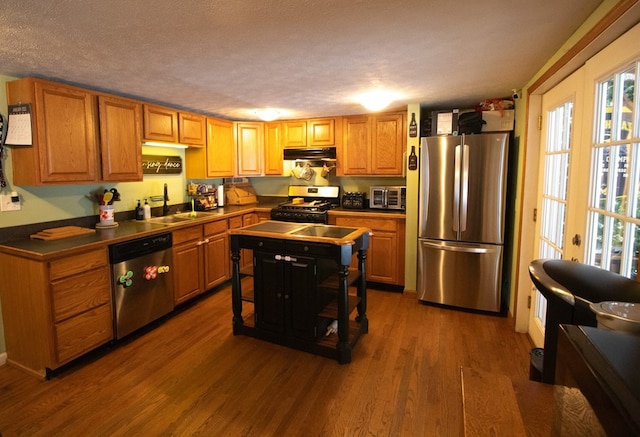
<box><xmin>556</xmin><ymin>325</ymin><xmax>640</xmax><ymax>436</ymax></box>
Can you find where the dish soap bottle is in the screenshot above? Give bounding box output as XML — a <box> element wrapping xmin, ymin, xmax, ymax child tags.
<box><xmin>135</xmin><ymin>200</ymin><xmax>144</xmax><ymax>220</ymax></box>
<box><xmin>143</xmin><ymin>198</ymin><xmax>151</xmax><ymax>219</ymax></box>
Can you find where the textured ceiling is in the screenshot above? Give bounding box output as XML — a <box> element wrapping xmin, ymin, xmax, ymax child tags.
<box><xmin>0</xmin><ymin>0</ymin><xmax>602</xmax><ymax>120</ymax></box>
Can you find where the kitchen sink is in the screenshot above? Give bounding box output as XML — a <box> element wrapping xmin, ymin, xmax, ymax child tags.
<box><xmin>147</xmin><ymin>213</ymin><xmax>201</xmax><ymax>224</ymax></box>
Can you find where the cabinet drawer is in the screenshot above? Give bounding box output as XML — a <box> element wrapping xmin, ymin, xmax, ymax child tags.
<box><xmin>51</xmin><ymin>266</ymin><xmax>111</xmax><ymax>322</ymax></box>
<box><xmin>50</xmin><ymin>249</ymin><xmax>108</xmax><ymax>280</ymax></box>
<box><xmin>204</xmin><ymin>219</ymin><xmax>228</xmax><ymax>236</ymax></box>
<box><xmin>228</xmin><ymin>216</ymin><xmax>243</xmax><ymax>229</ymax></box>
<box><xmin>335</xmin><ymin>216</ymin><xmax>397</xmax><ymax>232</ymax></box>
<box><xmin>55</xmin><ymin>303</ymin><xmax>113</xmax><ymax>364</ymax></box>
<box><xmin>173</xmin><ymin>225</ymin><xmax>203</xmax><ymax>245</ymax></box>
<box><xmin>242</xmin><ymin>237</ymin><xmax>284</xmax><ymax>252</ymax></box>
<box><xmin>285</xmin><ymin>241</ymin><xmax>336</xmax><ymax>258</ymax></box>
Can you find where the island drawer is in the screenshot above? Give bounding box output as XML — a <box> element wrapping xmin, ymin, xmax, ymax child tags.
<box><xmin>240</xmin><ymin>236</ymin><xmax>284</xmax><ymax>251</ymax></box>
<box><xmin>285</xmin><ymin>241</ymin><xmax>336</xmax><ymax>257</ymax></box>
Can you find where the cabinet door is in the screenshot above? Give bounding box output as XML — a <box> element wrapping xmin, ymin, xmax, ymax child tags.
<box><xmin>340</xmin><ymin>116</ymin><xmax>371</xmax><ymax>175</ymax></box>
<box><xmin>307</xmin><ymin>118</ymin><xmax>335</xmax><ymax>147</ymax></box>
<box><xmin>98</xmin><ymin>95</ymin><xmax>143</xmax><ymax>182</ymax></box>
<box><xmin>368</xmin><ymin>230</ymin><xmax>399</xmax><ymax>284</ymax></box>
<box><xmin>204</xmin><ymin>221</ymin><xmax>230</xmax><ymax>289</ymax></box>
<box><xmin>143</xmin><ymin>104</ymin><xmax>178</xmax><ymax>142</ymax></box>
<box><xmin>35</xmin><ymin>81</ymin><xmax>99</xmax><ymax>183</ymax></box>
<box><xmin>236</xmin><ymin>122</ymin><xmax>264</xmax><ymax>176</ymax></box>
<box><xmin>286</xmin><ymin>255</ymin><xmax>318</xmax><ymax>341</ymax></box>
<box><xmin>205</xmin><ymin>117</ymin><xmax>235</xmax><ymax>178</ymax></box>
<box><xmin>372</xmin><ymin>112</ymin><xmax>405</xmax><ymax>175</ymax></box>
<box><xmin>264</xmin><ymin>122</ymin><xmax>283</xmax><ymax>175</ymax></box>
<box><xmin>179</xmin><ymin>112</ymin><xmax>206</xmax><ymax>146</ymax></box>
<box><xmin>254</xmin><ymin>251</ymin><xmax>286</xmax><ymax>334</ymax></box>
<box><xmin>173</xmin><ymin>241</ymin><xmax>204</xmax><ymax>305</ymax></box>
<box><xmin>283</xmin><ymin>121</ymin><xmax>307</xmax><ymax>147</ymax></box>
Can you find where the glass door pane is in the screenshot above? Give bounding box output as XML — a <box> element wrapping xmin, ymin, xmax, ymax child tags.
<box><xmin>585</xmin><ymin>63</ymin><xmax>640</xmax><ymax>279</ymax></box>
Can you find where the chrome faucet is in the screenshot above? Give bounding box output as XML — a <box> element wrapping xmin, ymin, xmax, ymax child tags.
<box><xmin>149</xmin><ymin>183</ymin><xmax>171</xmax><ymax>216</ymax></box>
<box><xmin>163</xmin><ymin>183</ymin><xmax>170</xmax><ymax>216</ymax></box>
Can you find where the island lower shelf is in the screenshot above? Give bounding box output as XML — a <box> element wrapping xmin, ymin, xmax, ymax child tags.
<box><xmin>229</xmin><ymin>223</ymin><xmax>370</xmax><ymax>364</ymax></box>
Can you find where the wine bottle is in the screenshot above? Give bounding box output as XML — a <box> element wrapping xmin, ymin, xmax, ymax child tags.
<box><xmin>408</xmin><ymin>145</ymin><xmax>418</xmax><ymax>170</ymax></box>
<box><xmin>409</xmin><ymin>112</ymin><xmax>417</xmax><ymax>138</ymax></box>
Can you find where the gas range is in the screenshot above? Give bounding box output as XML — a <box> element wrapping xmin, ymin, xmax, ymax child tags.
<box><xmin>270</xmin><ymin>185</ymin><xmax>340</xmax><ymax>224</ymax></box>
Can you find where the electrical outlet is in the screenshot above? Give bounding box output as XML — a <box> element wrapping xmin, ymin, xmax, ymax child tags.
<box><xmin>0</xmin><ymin>194</ymin><xmax>21</xmax><ymax>211</ymax></box>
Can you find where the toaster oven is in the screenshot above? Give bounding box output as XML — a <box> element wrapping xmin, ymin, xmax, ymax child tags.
<box><xmin>370</xmin><ymin>186</ymin><xmax>406</xmax><ymax>210</ymax></box>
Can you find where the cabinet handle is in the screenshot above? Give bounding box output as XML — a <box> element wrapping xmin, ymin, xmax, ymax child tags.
<box><xmin>275</xmin><ymin>254</ymin><xmax>282</xmax><ymax>260</ymax></box>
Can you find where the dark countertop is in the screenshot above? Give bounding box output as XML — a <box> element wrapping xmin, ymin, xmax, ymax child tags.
<box><xmin>329</xmin><ymin>207</ymin><xmax>406</xmax><ymax>218</ymax></box>
<box><xmin>0</xmin><ymin>203</ymin><xmax>275</xmax><ymax>260</ymax></box>
<box><xmin>0</xmin><ymin>200</ymin><xmax>399</xmax><ymax>260</ymax></box>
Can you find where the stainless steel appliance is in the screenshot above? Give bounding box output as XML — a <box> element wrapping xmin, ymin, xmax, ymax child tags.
<box><xmin>109</xmin><ymin>233</ymin><xmax>174</xmax><ymax>339</ymax></box>
<box><xmin>417</xmin><ymin>133</ymin><xmax>509</xmax><ymax>312</ymax></box>
<box><xmin>370</xmin><ymin>186</ymin><xmax>406</xmax><ymax>210</ymax></box>
<box><xmin>270</xmin><ymin>185</ymin><xmax>340</xmax><ymax>224</ymax></box>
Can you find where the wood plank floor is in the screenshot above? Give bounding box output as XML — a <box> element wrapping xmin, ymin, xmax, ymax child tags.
<box><xmin>0</xmin><ymin>285</ymin><xmax>535</xmax><ymax>436</ymax></box>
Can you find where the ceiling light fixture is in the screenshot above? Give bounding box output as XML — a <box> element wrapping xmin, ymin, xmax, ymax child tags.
<box><xmin>254</xmin><ymin>108</ymin><xmax>280</xmax><ymax>121</ymax></box>
<box><xmin>356</xmin><ymin>90</ymin><xmax>398</xmax><ymax>112</ymax></box>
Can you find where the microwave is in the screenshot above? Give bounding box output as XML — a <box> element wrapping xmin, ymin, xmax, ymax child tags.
<box><xmin>370</xmin><ymin>186</ymin><xmax>406</xmax><ymax>210</ymax></box>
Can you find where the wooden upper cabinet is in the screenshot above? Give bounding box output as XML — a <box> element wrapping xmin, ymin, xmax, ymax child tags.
<box><xmin>340</xmin><ymin>115</ymin><xmax>372</xmax><ymax>175</ymax></box>
<box><xmin>98</xmin><ymin>95</ymin><xmax>143</xmax><ymax>182</ymax></box>
<box><xmin>340</xmin><ymin>112</ymin><xmax>405</xmax><ymax>176</ymax></box>
<box><xmin>372</xmin><ymin>112</ymin><xmax>405</xmax><ymax>175</ymax></box>
<box><xmin>6</xmin><ymin>78</ymin><xmax>100</xmax><ymax>185</ymax></box>
<box><xmin>186</xmin><ymin>117</ymin><xmax>235</xmax><ymax>179</ymax></box>
<box><xmin>207</xmin><ymin>118</ymin><xmax>235</xmax><ymax>177</ymax></box>
<box><xmin>178</xmin><ymin>112</ymin><xmax>206</xmax><ymax>147</ymax></box>
<box><xmin>235</xmin><ymin>122</ymin><xmax>263</xmax><ymax>176</ymax></box>
<box><xmin>143</xmin><ymin>104</ymin><xmax>178</xmax><ymax>143</ymax></box>
<box><xmin>264</xmin><ymin>122</ymin><xmax>283</xmax><ymax>175</ymax></box>
<box><xmin>307</xmin><ymin>118</ymin><xmax>335</xmax><ymax>147</ymax></box>
<box><xmin>283</xmin><ymin>120</ymin><xmax>307</xmax><ymax>148</ymax></box>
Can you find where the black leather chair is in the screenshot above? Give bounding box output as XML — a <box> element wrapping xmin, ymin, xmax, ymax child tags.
<box><xmin>528</xmin><ymin>259</ymin><xmax>640</xmax><ymax>384</ymax></box>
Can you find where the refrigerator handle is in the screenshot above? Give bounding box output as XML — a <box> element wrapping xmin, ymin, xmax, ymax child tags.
<box><xmin>421</xmin><ymin>240</ymin><xmax>496</xmax><ymax>254</ymax></box>
<box><xmin>460</xmin><ymin>144</ymin><xmax>470</xmax><ymax>232</ymax></box>
<box><xmin>453</xmin><ymin>145</ymin><xmax>461</xmax><ymax>232</ymax></box>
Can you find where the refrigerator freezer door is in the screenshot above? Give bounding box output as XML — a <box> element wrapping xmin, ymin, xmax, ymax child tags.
<box><xmin>417</xmin><ymin>239</ymin><xmax>503</xmax><ymax>312</ymax></box>
<box><xmin>459</xmin><ymin>133</ymin><xmax>509</xmax><ymax>244</ymax></box>
<box><xmin>419</xmin><ymin>136</ymin><xmax>459</xmax><ymax>241</ymax></box>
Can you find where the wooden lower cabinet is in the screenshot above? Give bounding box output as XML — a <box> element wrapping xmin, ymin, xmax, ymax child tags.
<box><xmin>173</xmin><ymin>220</ymin><xmax>229</xmax><ymax>305</ymax></box>
<box><xmin>0</xmin><ymin>248</ymin><xmax>113</xmax><ymax>378</ymax></box>
<box><xmin>331</xmin><ymin>215</ymin><xmax>405</xmax><ymax>286</ymax></box>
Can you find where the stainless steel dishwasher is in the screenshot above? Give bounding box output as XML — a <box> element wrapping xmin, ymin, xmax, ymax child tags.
<box><xmin>109</xmin><ymin>232</ymin><xmax>174</xmax><ymax>339</ymax></box>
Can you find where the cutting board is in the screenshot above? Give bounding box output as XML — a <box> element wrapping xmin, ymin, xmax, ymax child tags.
<box><xmin>30</xmin><ymin>226</ymin><xmax>96</xmax><ymax>240</ymax></box>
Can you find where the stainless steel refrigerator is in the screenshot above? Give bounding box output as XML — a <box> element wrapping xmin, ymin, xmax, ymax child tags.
<box><xmin>417</xmin><ymin>133</ymin><xmax>509</xmax><ymax>312</ymax></box>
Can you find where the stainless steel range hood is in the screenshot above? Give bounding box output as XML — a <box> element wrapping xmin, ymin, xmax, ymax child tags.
<box><xmin>283</xmin><ymin>147</ymin><xmax>336</xmax><ymax>161</ymax></box>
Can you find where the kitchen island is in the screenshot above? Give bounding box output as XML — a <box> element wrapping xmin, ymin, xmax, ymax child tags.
<box><xmin>229</xmin><ymin>221</ymin><xmax>371</xmax><ymax>363</ymax></box>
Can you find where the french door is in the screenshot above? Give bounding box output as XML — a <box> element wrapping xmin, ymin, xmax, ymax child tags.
<box><xmin>529</xmin><ymin>23</ymin><xmax>640</xmax><ymax>346</ymax></box>
<box><xmin>529</xmin><ymin>69</ymin><xmax>586</xmax><ymax>346</ymax></box>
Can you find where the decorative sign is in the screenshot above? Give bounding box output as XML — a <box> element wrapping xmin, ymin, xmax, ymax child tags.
<box><xmin>142</xmin><ymin>155</ymin><xmax>183</xmax><ymax>174</ymax></box>
<box><xmin>5</xmin><ymin>103</ymin><xmax>33</xmax><ymax>147</ymax></box>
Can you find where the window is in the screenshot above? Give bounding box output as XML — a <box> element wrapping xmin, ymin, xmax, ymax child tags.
<box><xmin>586</xmin><ymin>62</ymin><xmax>640</xmax><ymax>278</ymax></box>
